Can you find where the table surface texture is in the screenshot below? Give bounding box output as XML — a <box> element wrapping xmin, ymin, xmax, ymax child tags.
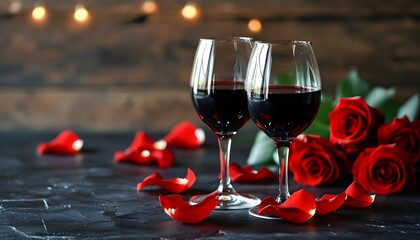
<box><xmin>0</xmin><ymin>131</ymin><xmax>419</xmax><ymax>239</ymax></box>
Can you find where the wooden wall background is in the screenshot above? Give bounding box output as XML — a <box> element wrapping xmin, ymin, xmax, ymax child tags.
<box><xmin>0</xmin><ymin>0</ymin><xmax>419</xmax><ymax>132</ymax></box>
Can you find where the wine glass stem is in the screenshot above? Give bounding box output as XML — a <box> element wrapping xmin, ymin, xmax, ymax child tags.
<box><xmin>217</xmin><ymin>135</ymin><xmax>234</xmax><ymax>194</ymax></box>
<box><xmin>276</xmin><ymin>143</ymin><xmax>291</xmax><ymax>203</ymax></box>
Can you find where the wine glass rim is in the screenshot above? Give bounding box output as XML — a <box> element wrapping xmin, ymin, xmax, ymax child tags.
<box><xmin>255</xmin><ymin>40</ymin><xmax>312</xmax><ymax>45</ymax></box>
<box><xmin>199</xmin><ymin>37</ymin><xmax>253</xmax><ymax>42</ymax></box>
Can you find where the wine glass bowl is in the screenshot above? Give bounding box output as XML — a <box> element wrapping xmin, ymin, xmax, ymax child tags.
<box><xmin>246</xmin><ymin>40</ymin><xmax>321</xmax><ymax>218</ymax></box>
<box><xmin>190</xmin><ymin>38</ymin><xmax>261</xmax><ymax>210</ymax></box>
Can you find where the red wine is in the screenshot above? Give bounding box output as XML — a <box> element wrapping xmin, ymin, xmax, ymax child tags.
<box><xmin>191</xmin><ymin>81</ymin><xmax>250</xmax><ymax>135</ymax></box>
<box><xmin>248</xmin><ymin>86</ymin><xmax>321</xmax><ymax>143</ymax></box>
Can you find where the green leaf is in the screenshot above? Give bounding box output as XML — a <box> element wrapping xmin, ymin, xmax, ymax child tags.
<box><xmin>318</xmin><ymin>94</ymin><xmax>334</xmax><ymax>124</ymax></box>
<box><xmin>380</xmin><ymin>101</ymin><xmax>400</xmax><ymax>123</ymax></box>
<box><xmin>335</xmin><ymin>69</ymin><xmax>371</xmax><ymax>101</ymax></box>
<box><xmin>246</xmin><ymin>131</ymin><xmax>276</xmax><ymax>166</ymax></box>
<box><xmin>365</xmin><ymin>87</ymin><xmax>399</xmax><ymax>123</ymax></box>
<box><xmin>304</xmin><ymin>119</ymin><xmax>330</xmax><ymax>139</ymax></box>
<box><xmin>276</xmin><ymin>74</ymin><xmax>295</xmax><ymax>86</ymax></box>
<box><xmin>398</xmin><ymin>94</ymin><xmax>420</xmax><ymax>121</ymax></box>
<box><xmin>303</xmin><ymin>94</ymin><xmax>333</xmax><ymax>139</ymax></box>
<box><xmin>365</xmin><ymin>87</ymin><xmax>395</xmax><ymax>108</ymax></box>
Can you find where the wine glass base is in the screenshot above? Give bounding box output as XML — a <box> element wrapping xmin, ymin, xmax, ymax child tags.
<box><xmin>248</xmin><ymin>206</ymin><xmax>282</xmax><ymax>220</ymax></box>
<box><xmin>190</xmin><ymin>192</ymin><xmax>261</xmax><ymax>210</ymax></box>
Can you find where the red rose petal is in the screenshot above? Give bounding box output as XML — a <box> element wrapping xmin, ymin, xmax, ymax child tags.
<box><xmin>258</xmin><ymin>190</ymin><xmax>316</xmax><ymax>223</ymax></box>
<box><xmin>114</xmin><ymin>150</ymin><xmax>155</xmax><ymax>165</ymax></box>
<box><xmin>37</xmin><ymin>130</ymin><xmax>83</xmax><ymax>155</ymax></box>
<box><xmin>315</xmin><ymin>192</ymin><xmax>347</xmax><ymax>215</ymax></box>
<box><xmin>257</xmin><ymin>196</ymin><xmax>279</xmax><ymax>213</ymax></box>
<box><xmin>114</xmin><ymin>131</ymin><xmax>175</xmax><ymax>168</ymax></box>
<box><xmin>159</xmin><ymin>191</ymin><xmax>218</xmax><ymax>224</ymax></box>
<box><xmin>343</xmin><ymin>181</ymin><xmax>375</xmax><ymax>207</ymax></box>
<box><xmin>254</xmin><ymin>182</ymin><xmax>375</xmax><ymax>222</ymax></box>
<box><xmin>151</xmin><ymin>149</ymin><xmax>176</xmax><ymax>169</ymax></box>
<box><xmin>127</xmin><ymin>131</ymin><xmax>155</xmax><ymax>151</ymax></box>
<box><xmin>160</xmin><ymin>121</ymin><xmax>205</xmax><ymax>149</ymax></box>
<box><xmin>114</xmin><ymin>148</ymin><xmax>175</xmax><ymax>168</ymax></box>
<box><xmin>137</xmin><ymin>168</ymin><xmax>196</xmax><ymax>193</ymax></box>
<box><xmin>159</xmin><ymin>194</ymin><xmax>190</xmax><ymax>209</ymax></box>
<box><xmin>219</xmin><ymin>162</ymin><xmax>277</xmax><ymax>182</ymax></box>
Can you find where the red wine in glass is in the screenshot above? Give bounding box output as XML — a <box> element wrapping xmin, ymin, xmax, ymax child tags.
<box><xmin>246</xmin><ymin>40</ymin><xmax>322</xmax><ymax>219</ymax></box>
<box><xmin>190</xmin><ymin>38</ymin><xmax>261</xmax><ymax>210</ymax></box>
<box><xmin>191</xmin><ymin>81</ymin><xmax>250</xmax><ymax>136</ymax></box>
<box><xmin>248</xmin><ymin>86</ymin><xmax>321</xmax><ymax>142</ymax></box>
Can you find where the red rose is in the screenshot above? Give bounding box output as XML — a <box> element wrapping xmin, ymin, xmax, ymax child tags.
<box><xmin>378</xmin><ymin>116</ymin><xmax>420</xmax><ymax>163</ymax></box>
<box><xmin>352</xmin><ymin>144</ymin><xmax>416</xmax><ymax>195</ymax></box>
<box><xmin>329</xmin><ymin>97</ymin><xmax>384</xmax><ymax>157</ymax></box>
<box><xmin>289</xmin><ymin>135</ymin><xmax>350</xmax><ymax>187</ymax></box>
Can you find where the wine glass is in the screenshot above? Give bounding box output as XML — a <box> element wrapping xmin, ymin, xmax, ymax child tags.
<box><xmin>246</xmin><ymin>41</ymin><xmax>322</xmax><ymax>218</ymax></box>
<box><xmin>190</xmin><ymin>37</ymin><xmax>261</xmax><ymax>210</ymax></box>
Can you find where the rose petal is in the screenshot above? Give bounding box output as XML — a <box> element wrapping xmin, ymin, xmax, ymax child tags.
<box><xmin>127</xmin><ymin>131</ymin><xmax>155</xmax><ymax>151</ymax></box>
<box><xmin>114</xmin><ymin>150</ymin><xmax>154</xmax><ymax>165</ymax></box>
<box><xmin>343</xmin><ymin>181</ymin><xmax>375</xmax><ymax>207</ymax></box>
<box><xmin>114</xmin><ymin>148</ymin><xmax>175</xmax><ymax>168</ymax></box>
<box><xmin>257</xmin><ymin>196</ymin><xmax>279</xmax><ymax>213</ymax></box>
<box><xmin>258</xmin><ymin>190</ymin><xmax>316</xmax><ymax>223</ymax></box>
<box><xmin>114</xmin><ymin>131</ymin><xmax>175</xmax><ymax>168</ymax></box>
<box><xmin>315</xmin><ymin>192</ymin><xmax>347</xmax><ymax>215</ymax></box>
<box><xmin>137</xmin><ymin>168</ymin><xmax>196</xmax><ymax>193</ymax></box>
<box><xmin>37</xmin><ymin>130</ymin><xmax>83</xmax><ymax>155</ymax></box>
<box><xmin>160</xmin><ymin>121</ymin><xmax>205</xmax><ymax>149</ymax></box>
<box><xmin>159</xmin><ymin>191</ymin><xmax>218</xmax><ymax>224</ymax></box>
<box><xmin>151</xmin><ymin>149</ymin><xmax>176</xmax><ymax>169</ymax></box>
<box><xmin>159</xmin><ymin>194</ymin><xmax>190</xmax><ymax>209</ymax></box>
<box><xmin>219</xmin><ymin>162</ymin><xmax>277</xmax><ymax>182</ymax></box>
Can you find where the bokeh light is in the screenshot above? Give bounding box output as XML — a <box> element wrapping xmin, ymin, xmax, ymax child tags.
<box><xmin>248</xmin><ymin>18</ymin><xmax>262</xmax><ymax>33</ymax></box>
<box><xmin>9</xmin><ymin>0</ymin><xmax>22</xmax><ymax>14</ymax></box>
<box><xmin>32</xmin><ymin>4</ymin><xmax>47</xmax><ymax>22</ymax></box>
<box><xmin>74</xmin><ymin>4</ymin><xmax>89</xmax><ymax>23</ymax></box>
<box><xmin>182</xmin><ymin>2</ymin><xmax>199</xmax><ymax>20</ymax></box>
<box><xmin>142</xmin><ymin>0</ymin><xmax>158</xmax><ymax>14</ymax></box>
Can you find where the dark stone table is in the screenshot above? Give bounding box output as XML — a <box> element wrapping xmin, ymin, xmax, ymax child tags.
<box><xmin>1</xmin><ymin>131</ymin><xmax>419</xmax><ymax>239</ymax></box>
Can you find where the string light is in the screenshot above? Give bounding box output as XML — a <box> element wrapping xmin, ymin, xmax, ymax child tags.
<box><xmin>9</xmin><ymin>0</ymin><xmax>22</xmax><ymax>14</ymax></box>
<box><xmin>74</xmin><ymin>4</ymin><xmax>90</xmax><ymax>23</ymax></box>
<box><xmin>18</xmin><ymin>1</ymin><xmax>265</xmax><ymax>29</ymax></box>
<box><xmin>142</xmin><ymin>0</ymin><xmax>158</xmax><ymax>14</ymax></box>
<box><xmin>182</xmin><ymin>1</ymin><xmax>200</xmax><ymax>20</ymax></box>
<box><xmin>32</xmin><ymin>2</ymin><xmax>47</xmax><ymax>22</ymax></box>
<box><xmin>248</xmin><ymin>18</ymin><xmax>262</xmax><ymax>33</ymax></box>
